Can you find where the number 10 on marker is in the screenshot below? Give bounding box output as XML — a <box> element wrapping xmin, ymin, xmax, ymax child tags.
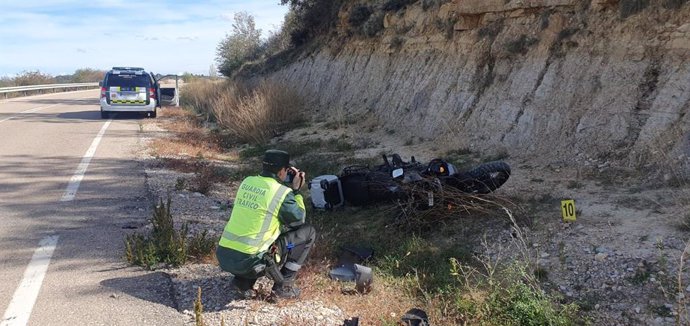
<box><xmin>561</xmin><ymin>200</ymin><xmax>576</xmax><ymax>222</ymax></box>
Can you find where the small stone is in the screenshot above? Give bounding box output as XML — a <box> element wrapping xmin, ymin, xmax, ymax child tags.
<box><xmin>210</xmin><ymin>206</ymin><xmax>220</xmax><ymax>210</ymax></box>
<box><xmin>192</xmin><ymin>192</ymin><xmax>204</xmax><ymax>197</ymax></box>
<box><xmin>595</xmin><ymin>253</ymin><xmax>608</xmax><ymax>262</ymax></box>
<box><xmin>595</xmin><ymin>304</ymin><xmax>600</xmax><ymax>310</ymax></box>
<box><xmin>595</xmin><ymin>247</ymin><xmax>608</xmax><ymax>254</ymax></box>
<box><xmin>533</xmin><ymin>243</ymin><xmax>540</xmax><ymax>248</ymax></box>
<box><xmin>540</xmin><ymin>253</ymin><xmax>550</xmax><ymax>258</ymax></box>
<box><xmin>635</xmin><ymin>307</ymin><xmax>640</xmax><ymax>314</ymax></box>
<box><xmin>110</xmin><ymin>294</ymin><xmax>119</xmax><ymax>299</ymax></box>
<box><xmin>685</xmin><ymin>285</ymin><xmax>690</xmax><ymax>292</ymax></box>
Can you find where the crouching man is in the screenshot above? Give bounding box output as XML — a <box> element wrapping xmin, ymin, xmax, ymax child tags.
<box><xmin>216</xmin><ymin>150</ymin><xmax>316</xmax><ymax>299</ymax></box>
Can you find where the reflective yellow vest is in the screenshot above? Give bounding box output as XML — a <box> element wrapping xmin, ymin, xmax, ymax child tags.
<box><xmin>218</xmin><ymin>176</ymin><xmax>292</xmax><ymax>255</ymax></box>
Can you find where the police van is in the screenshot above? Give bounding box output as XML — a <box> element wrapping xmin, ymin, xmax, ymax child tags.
<box><xmin>99</xmin><ymin>67</ymin><xmax>160</xmax><ymax>119</ymax></box>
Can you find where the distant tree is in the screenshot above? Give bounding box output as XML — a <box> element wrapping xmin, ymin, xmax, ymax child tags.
<box><xmin>216</xmin><ymin>12</ymin><xmax>263</xmax><ymax>77</ymax></box>
<box><xmin>181</xmin><ymin>72</ymin><xmax>199</xmax><ymax>83</ymax></box>
<box><xmin>13</xmin><ymin>70</ymin><xmax>55</xmax><ymax>86</ymax></box>
<box><xmin>71</xmin><ymin>68</ymin><xmax>105</xmax><ymax>82</ymax></box>
<box><xmin>209</xmin><ymin>64</ymin><xmax>218</xmax><ymax>79</ymax></box>
<box><xmin>0</xmin><ymin>76</ymin><xmax>14</xmax><ymax>87</ymax></box>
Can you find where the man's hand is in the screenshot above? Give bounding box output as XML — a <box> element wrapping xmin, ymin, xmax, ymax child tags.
<box><xmin>290</xmin><ymin>168</ymin><xmax>306</xmax><ymax>190</ymax></box>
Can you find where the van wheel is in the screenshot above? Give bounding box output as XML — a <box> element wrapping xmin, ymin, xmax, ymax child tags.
<box><xmin>149</xmin><ymin>109</ymin><xmax>157</xmax><ymax>118</ymax></box>
<box><xmin>100</xmin><ymin>110</ymin><xmax>109</xmax><ymax>119</ymax></box>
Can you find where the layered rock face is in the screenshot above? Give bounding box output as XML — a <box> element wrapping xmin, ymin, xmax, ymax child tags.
<box><xmin>269</xmin><ymin>0</ymin><xmax>690</xmax><ymax>168</ymax></box>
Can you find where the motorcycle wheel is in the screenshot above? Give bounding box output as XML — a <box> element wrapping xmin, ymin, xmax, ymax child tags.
<box><xmin>464</xmin><ymin>161</ymin><xmax>511</xmax><ymax>194</ymax></box>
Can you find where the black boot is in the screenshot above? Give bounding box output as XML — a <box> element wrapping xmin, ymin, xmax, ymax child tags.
<box><xmin>272</xmin><ymin>279</ymin><xmax>301</xmax><ymax>299</ymax></box>
<box><xmin>232</xmin><ymin>277</ymin><xmax>257</xmax><ymax>299</ymax></box>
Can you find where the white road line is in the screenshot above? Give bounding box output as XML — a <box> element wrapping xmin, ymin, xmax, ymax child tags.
<box><xmin>1</xmin><ymin>235</ymin><xmax>59</xmax><ymax>326</ymax></box>
<box><xmin>0</xmin><ymin>104</ymin><xmax>61</xmax><ymax>123</ymax></box>
<box><xmin>60</xmin><ymin>120</ymin><xmax>112</xmax><ymax>201</ymax></box>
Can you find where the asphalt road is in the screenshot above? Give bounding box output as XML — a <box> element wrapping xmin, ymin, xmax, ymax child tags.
<box><xmin>0</xmin><ymin>91</ymin><xmax>183</xmax><ymax>325</ymax></box>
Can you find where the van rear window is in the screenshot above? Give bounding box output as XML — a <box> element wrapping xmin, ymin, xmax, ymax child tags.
<box><xmin>107</xmin><ymin>74</ymin><xmax>151</xmax><ymax>88</ymax></box>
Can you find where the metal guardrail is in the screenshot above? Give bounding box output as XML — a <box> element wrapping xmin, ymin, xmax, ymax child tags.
<box><xmin>0</xmin><ymin>83</ymin><xmax>99</xmax><ymax>95</ymax></box>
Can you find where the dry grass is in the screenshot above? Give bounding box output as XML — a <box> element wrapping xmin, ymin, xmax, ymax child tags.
<box><xmin>211</xmin><ymin>81</ymin><xmax>304</xmax><ymax>144</ymax></box>
<box><xmin>150</xmin><ymin>107</ymin><xmax>237</xmax><ymax>161</ymax></box>
<box><xmin>180</xmin><ymin>79</ymin><xmax>304</xmax><ymax>145</ymax></box>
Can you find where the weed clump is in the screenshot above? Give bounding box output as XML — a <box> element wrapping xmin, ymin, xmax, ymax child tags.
<box><xmin>124</xmin><ymin>198</ymin><xmax>217</xmax><ymax>269</ymax></box>
<box><xmin>188</xmin><ymin>230</ymin><xmax>217</xmax><ymax>262</ymax></box>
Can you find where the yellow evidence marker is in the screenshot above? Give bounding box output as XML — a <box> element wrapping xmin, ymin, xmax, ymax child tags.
<box><xmin>561</xmin><ymin>199</ymin><xmax>576</xmax><ymax>222</ymax></box>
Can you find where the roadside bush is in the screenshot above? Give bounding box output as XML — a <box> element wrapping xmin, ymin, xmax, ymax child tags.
<box><xmin>187</xmin><ymin>230</ymin><xmax>217</xmax><ymax>263</ymax></box>
<box><xmin>13</xmin><ymin>70</ymin><xmax>55</xmax><ymax>86</ymax></box>
<box><xmin>453</xmin><ymin>263</ymin><xmax>579</xmax><ymax>325</ymax></box>
<box><xmin>124</xmin><ymin>198</ymin><xmax>219</xmax><ymax>269</ymax></box>
<box><xmin>71</xmin><ymin>68</ymin><xmax>105</xmax><ymax>82</ymax></box>
<box><xmin>210</xmin><ymin>81</ymin><xmax>303</xmax><ymax>144</ymax></box>
<box><xmin>125</xmin><ymin>198</ymin><xmax>188</xmax><ymax>269</ymax></box>
<box><xmin>620</xmin><ymin>0</ymin><xmax>650</xmax><ymax>18</ymax></box>
<box><xmin>190</xmin><ymin>157</ymin><xmax>215</xmax><ymax>195</ymax></box>
<box><xmin>179</xmin><ymin>80</ymin><xmax>227</xmax><ymax>120</ymax></box>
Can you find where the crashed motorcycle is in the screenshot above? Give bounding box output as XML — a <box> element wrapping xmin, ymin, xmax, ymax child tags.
<box><xmin>337</xmin><ymin>154</ymin><xmax>511</xmax><ymax>208</ymax></box>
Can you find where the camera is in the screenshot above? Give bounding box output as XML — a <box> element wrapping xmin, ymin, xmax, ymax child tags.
<box><xmin>286</xmin><ymin>168</ymin><xmax>297</xmax><ymax>183</ymax></box>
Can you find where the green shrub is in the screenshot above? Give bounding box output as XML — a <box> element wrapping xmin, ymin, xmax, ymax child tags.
<box><xmin>478</xmin><ymin>20</ymin><xmax>504</xmax><ymax>40</ymax></box>
<box><xmin>188</xmin><ymin>230</ymin><xmax>217</xmax><ymax>262</ymax></box>
<box><xmin>663</xmin><ymin>0</ymin><xmax>687</xmax><ymax>9</ymax></box>
<box><xmin>505</xmin><ymin>35</ymin><xmax>539</xmax><ymax>55</ymax></box>
<box><xmin>422</xmin><ymin>0</ymin><xmax>451</xmax><ymax>11</ymax></box>
<box><xmin>349</xmin><ymin>5</ymin><xmax>372</xmax><ymax>27</ymax></box>
<box><xmin>620</xmin><ymin>0</ymin><xmax>650</xmax><ymax>18</ymax></box>
<box><xmin>281</xmin><ymin>0</ymin><xmax>344</xmax><ymax>46</ymax></box>
<box><xmin>362</xmin><ymin>12</ymin><xmax>385</xmax><ymax>37</ymax></box>
<box><xmin>383</xmin><ymin>0</ymin><xmax>415</xmax><ymax>11</ymax></box>
<box><xmin>124</xmin><ymin>198</ymin><xmax>189</xmax><ymax>269</ymax></box>
<box><xmin>450</xmin><ymin>259</ymin><xmax>580</xmax><ymax>325</ymax></box>
<box><xmin>557</xmin><ymin>28</ymin><xmax>579</xmax><ymax>42</ymax></box>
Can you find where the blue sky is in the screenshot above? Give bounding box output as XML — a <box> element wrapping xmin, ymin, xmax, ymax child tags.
<box><xmin>0</xmin><ymin>0</ymin><xmax>289</xmax><ymax>76</ymax></box>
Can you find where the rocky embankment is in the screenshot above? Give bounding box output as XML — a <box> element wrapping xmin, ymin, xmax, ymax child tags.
<box><xmin>266</xmin><ymin>0</ymin><xmax>690</xmax><ymax>172</ymax></box>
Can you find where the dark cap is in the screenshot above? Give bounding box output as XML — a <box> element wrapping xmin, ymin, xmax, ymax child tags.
<box><xmin>263</xmin><ymin>150</ymin><xmax>290</xmax><ymax>168</ymax></box>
